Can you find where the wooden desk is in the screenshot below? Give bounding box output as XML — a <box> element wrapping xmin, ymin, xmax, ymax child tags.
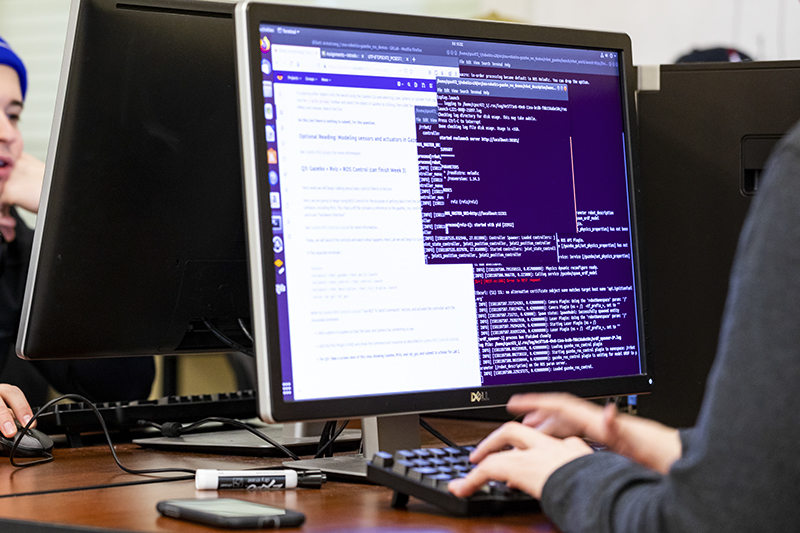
<box><xmin>0</xmin><ymin>419</ymin><xmax>558</xmax><ymax>532</ymax></box>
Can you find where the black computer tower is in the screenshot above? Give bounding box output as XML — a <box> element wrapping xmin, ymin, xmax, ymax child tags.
<box><xmin>635</xmin><ymin>60</ymin><xmax>800</xmax><ymax>427</ymax></box>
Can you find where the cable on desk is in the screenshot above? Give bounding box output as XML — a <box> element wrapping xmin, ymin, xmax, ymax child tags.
<box><xmin>0</xmin><ymin>474</ymin><xmax>194</xmax><ymax>500</ymax></box>
<box><xmin>139</xmin><ymin>417</ymin><xmax>301</xmax><ymax>461</ymax></box>
<box><xmin>11</xmin><ymin>394</ymin><xmax>195</xmax><ymax>478</ymax></box>
<box><xmin>6</xmin><ymin>397</ymin><xmax>332</xmax><ymax>499</ymax></box>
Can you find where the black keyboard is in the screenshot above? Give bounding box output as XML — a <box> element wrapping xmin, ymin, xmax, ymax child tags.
<box><xmin>33</xmin><ymin>390</ymin><xmax>258</xmax><ymax>443</ymax></box>
<box><xmin>366</xmin><ymin>446</ymin><xmax>540</xmax><ymax>516</ymax></box>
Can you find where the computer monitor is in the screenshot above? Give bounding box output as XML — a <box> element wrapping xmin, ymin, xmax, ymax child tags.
<box><xmin>235</xmin><ymin>2</ymin><xmax>652</xmax><ymax>476</ymax></box>
<box><xmin>17</xmin><ymin>0</ymin><xmax>252</xmax><ymax>361</ymax></box>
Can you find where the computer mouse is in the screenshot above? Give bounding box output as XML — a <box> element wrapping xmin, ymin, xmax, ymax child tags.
<box><xmin>0</xmin><ymin>422</ymin><xmax>55</xmax><ymax>458</ymax></box>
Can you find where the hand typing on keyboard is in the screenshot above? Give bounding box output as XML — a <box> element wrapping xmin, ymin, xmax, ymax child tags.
<box><xmin>449</xmin><ymin>392</ymin><xmax>682</xmax><ymax>499</ymax></box>
<box><xmin>367</xmin><ymin>394</ymin><xmax>681</xmax><ymax>514</ymax></box>
<box><xmin>447</xmin><ymin>421</ymin><xmax>593</xmax><ymax>500</ymax></box>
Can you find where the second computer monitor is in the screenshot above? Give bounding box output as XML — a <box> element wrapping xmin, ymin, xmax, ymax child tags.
<box><xmin>17</xmin><ymin>0</ymin><xmax>250</xmax><ymax>361</ymax></box>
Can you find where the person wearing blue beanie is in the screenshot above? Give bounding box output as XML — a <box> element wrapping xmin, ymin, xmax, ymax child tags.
<box><xmin>0</xmin><ymin>37</ymin><xmax>27</xmax><ymax>101</ymax></box>
<box><xmin>0</xmin><ymin>35</ymin><xmax>37</xmax><ymax>439</ymax></box>
<box><xmin>0</xmin><ymin>35</ymin><xmax>43</xmax><ymax>242</ymax></box>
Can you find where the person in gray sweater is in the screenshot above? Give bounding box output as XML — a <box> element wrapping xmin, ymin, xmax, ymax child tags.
<box><xmin>450</xmin><ymin>120</ymin><xmax>800</xmax><ymax>532</ymax></box>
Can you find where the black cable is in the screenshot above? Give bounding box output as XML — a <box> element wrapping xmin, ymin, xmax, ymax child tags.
<box><xmin>238</xmin><ymin>318</ymin><xmax>253</xmax><ymax>342</ymax></box>
<box><xmin>10</xmin><ymin>394</ymin><xmax>195</xmax><ymax>478</ymax></box>
<box><xmin>419</xmin><ymin>417</ymin><xmax>458</xmax><ymax>448</ymax></box>
<box><xmin>0</xmin><ymin>475</ymin><xmax>194</xmax><ymax>500</ymax></box>
<box><xmin>7</xmin><ymin>396</ymin><xmax>310</xmax><ymax>496</ymax></box>
<box><xmin>139</xmin><ymin>417</ymin><xmax>301</xmax><ymax>461</ymax></box>
<box><xmin>315</xmin><ymin>421</ymin><xmax>335</xmax><ymax>458</ymax></box>
<box><xmin>201</xmin><ymin>317</ymin><xmax>254</xmax><ymax>357</ymax></box>
<box><xmin>9</xmin><ymin>406</ymin><xmax>53</xmax><ymax>467</ymax></box>
<box><xmin>314</xmin><ymin>420</ymin><xmax>350</xmax><ymax>459</ymax></box>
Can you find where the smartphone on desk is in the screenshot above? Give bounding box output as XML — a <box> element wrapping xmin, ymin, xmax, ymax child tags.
<box><xmin>157</xmin><ymin>498</ymin><xmax>306</xmax><ymax>529</ymax></box>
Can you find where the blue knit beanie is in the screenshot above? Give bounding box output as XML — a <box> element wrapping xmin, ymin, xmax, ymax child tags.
<box><xmin>0</xmin><ymin>36</ymin><xmax>27</xmax><ymax>99</ymax></box>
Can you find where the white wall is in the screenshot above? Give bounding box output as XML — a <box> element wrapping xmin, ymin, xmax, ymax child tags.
<box><xmin>308</xmin><ymin>0</ymin><xmax>800</xmax><ymax>65</ymax></box>
<box><xmin>487</xmin><ymin>0</ymin><xmax>800</xmax><ymax>65</ymax></box>
<box><xmin>2</xmin><ymin>0</ymin><xmax>800</xmax><ymax>162</ymax></box>
<box><xmin>0</xmin><ymin>0</ymin><xmax>72</xmax><ymax>161</ymax></box>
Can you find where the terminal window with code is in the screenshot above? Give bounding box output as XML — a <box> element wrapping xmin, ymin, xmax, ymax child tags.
<box><xmin>256</xmin><ymin>26</ymin><xmax>641</xmax><ymax>402</ymax></box>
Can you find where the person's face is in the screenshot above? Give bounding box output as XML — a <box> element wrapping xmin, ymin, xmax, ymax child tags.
<box><xmin>0</xmin><ymin>65</ymin><xmax>24</xmax><ymax>184</ymax></box>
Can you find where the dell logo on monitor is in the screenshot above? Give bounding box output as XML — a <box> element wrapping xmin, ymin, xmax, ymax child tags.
<box><xmin>470</xmin><ymin>391</ymin><xmax>490</xmax><ymax>403</ymax></box>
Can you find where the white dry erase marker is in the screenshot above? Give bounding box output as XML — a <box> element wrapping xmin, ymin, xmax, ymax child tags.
<box><xmin>195</xmin><ymin>469</ymin><xmax>326</xmax><ymax>491</ymax></box>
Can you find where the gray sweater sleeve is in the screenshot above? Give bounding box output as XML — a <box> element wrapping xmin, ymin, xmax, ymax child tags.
<box><xmin>539</xmin><ymin>120</ymin><xmax>800</xmax><ymax>533</ymax></box>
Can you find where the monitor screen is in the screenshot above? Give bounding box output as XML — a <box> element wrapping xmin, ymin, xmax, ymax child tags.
<box><xmin>237</xmin><ymin>3</ymin><xmax>651</xmax><ymax>427</ymax></box>
<box><xmin>17</xmin><ymin>0</ymin><xmax>251</xmax><ymax>360</ymax></box>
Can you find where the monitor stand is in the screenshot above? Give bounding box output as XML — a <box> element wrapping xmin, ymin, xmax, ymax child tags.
<box><xmin>284</xmin><ymin>414</ymin><xmax>421</xmax><ymax>480</ymax></box>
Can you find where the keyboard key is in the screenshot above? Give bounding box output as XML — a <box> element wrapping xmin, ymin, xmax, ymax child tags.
<box><xmin>409</xmin><ymin>466</ymin><xmax>439</xmax><ymax>482</ymax></box>
<box><xmin>395</xmin><ymin>449</ymin><xmax>417</xmax><ymax>461</ymax></box>
<box><xmin>392</xmin><ymin>459</ymin><xmax>415</xmax><ymax>475</ymax></box>
<box><xmin>371</xmin><ymin>451</ymin><xmax>393</xmax><ymax>468</ymax></box>
<box><xmin>423</xmin><ymin>472</ymin><xmax>453</xmax><ymax>488</ymax></box>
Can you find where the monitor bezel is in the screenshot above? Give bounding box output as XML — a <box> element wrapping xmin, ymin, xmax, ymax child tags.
<box><xmin>236</xmin><ymin>1</ymin><xmax>651</xmax><ymax>423</ymax></box>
